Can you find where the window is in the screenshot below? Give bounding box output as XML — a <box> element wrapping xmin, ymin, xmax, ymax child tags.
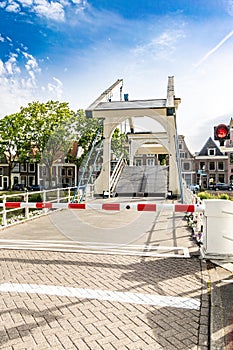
<box><xmin>42</xmin><ymin>166</ymin><xmax>47</xmax><ymax>176</ymax></box>
<box><xmin>28</xmin><ymin>176</ymin><xmax>35</xmax><ymax>186</ymax></box>
<box><xmin>135</xmin><ymin>159</ymin><xmax>142</xmax><ymax>166</ymax></box>
<box><xmin>146</xmin><ymin>154</ymin><xmax>154</xmax><ymax>157</ymax></box>
<box><xmin>13</xmin><ymin>163</ymin><xmax>19</xmax><ymax>172</ymax></box>
<box><xmin>218</xmin><ymin>161</ymin><xmax>224</xmax><ymax>171</ymax></box>
<box><xmin>218</xmin><ymin>174</ymin><xmax>225</xmax><ymax>183</ymax></box>
<box><xmin>180</xmin><ymin>152</ymin><xmax>188</xmax><ymax>158</ymax></box>
<box><xmin>52</xmin><ymin>166</ymin><xmax>57</xmax><ymax>176</ymax></box>
<box><xmin>0</xmin><ymin>167</ymin><xmax>2</xmax><ymax>176</ymax></box>
<box><xmin>209</xmin><ymin>174</ymin><xmax>216</xmax><ymax>183</ymax></box>
<box><xmin>230</xmin><ymin>153</ymin><xmax>233</xmax><ymax>164</ymax></box>
<box><xmin>208</xmin><ymin>148</ymin><xmax>216</xmax><ymax>156</ymax></box>
<box><xmin>21</xmin><ymin>175</ymin><xmax>26</xmax><ymax>185</ymax></box>
<box><xmin>179</xmin><ymin>143</ymin><xmax>182</xmax><ymax>150</ymax></box>
<box><xmin>20</xmin><ymin>164</ymin><xmax>27</xmax><ymax>172</ymax></box>
<box><xmin>61</xmin><ymin>168</ymin><xmax>66</xmax><ymax>176</ymax></box>
<box><xmin>147</xmin><ymin>159</ymin><xmax>154</xmax><ymax>166</ymax></box>
<box><xmin>67</xmin><ymin>168</ymin><xmax>73</xmax><ymax>176</ymax></box>
<box><xmin>180</xmin><ymin>152</ymin><xmax>185</xmax><ymax>158</ymax></box>
<box><xmin>183</xmin><ymin>162</ymin><xmax>190</xmax><ymax>171</ymax></box>
<box><xmin>200</xmin><ymin>162</ymin><xmax>205</xmax><ymax>170</ymax></box>
<box><xmin>184</xmin><ymin>173</ymin><xmax>191</xmax><ymax>185</ymax></box>
<box><xmin>209</xmin><ymin>162</ymin><xmax>215</xmax><ymax>170</ymax></box>
<box><xmin>29</xmin><ymin>163</ymin><xmax>35</xmax><ymax>172</ymax></box>
<box><xmin>13</xmin><ymin>176</ymin><xmax>19</xmax><ymax>185</ymax></box>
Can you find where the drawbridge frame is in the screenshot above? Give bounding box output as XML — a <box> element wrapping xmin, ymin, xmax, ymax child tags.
<box><xmin>85</xmin><ymin>77</ymin><xmax>182</xmax><ymax>199</ymax></box>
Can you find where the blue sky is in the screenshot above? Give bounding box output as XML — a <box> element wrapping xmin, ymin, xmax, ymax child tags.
<box><xmin>1</xmin><ymin>0</ymin><xmax>233</xmax><ymax>152</ymax></box>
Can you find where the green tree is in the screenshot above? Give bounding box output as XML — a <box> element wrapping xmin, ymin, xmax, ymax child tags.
<box><xmin>0</xmin><ymin>113</ymin><xmax>28</xmax><ymax>188</ymax></box>
<box><xmin>0</xmin><ymin>102</ymin><xmax>103</xmax><ymax>189</ymax></box>
<box><xmin>111</xmin><ymin>128</ymin><xmax>128</xmax><ymax>160</ymax></box>
<box><xmin>17</xmin><ymin>101</ymin><xmax>75</xmax><ymax>161</ymax></box>
<box><xmin>0</xmin><ymin>101</ymin><xmax>76</xmax><ymax>189</ymax></box>
<box><xmin>67</xmin><ymin>111</ymin><xmax>102</xmax><ymax>169</ymax></box>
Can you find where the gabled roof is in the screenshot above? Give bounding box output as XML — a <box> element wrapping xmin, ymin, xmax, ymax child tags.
<box><xmin>197</xmin><ymin>137</ymin><xmax>223</xmax><ymax>156</ymax></box>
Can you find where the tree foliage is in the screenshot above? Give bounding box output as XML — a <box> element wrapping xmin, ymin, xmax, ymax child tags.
<box><xmin>111</xmin><ymin>128</ymin><xmax>128</xmax><ymax>160</ymax></box>
<box><xmin>0</xmin><ymin>101</ymin><xmax>101</xmax><ymax>188</ymax></box>
<box><xmin>67</xmin><ymin>111</ymin><xmax>102</xmax><ymax>169</ymax></box>
<box><xmin>0</xmin><ymin>113</ymin><xmax>27</xmax><ymax>188</ymax></box>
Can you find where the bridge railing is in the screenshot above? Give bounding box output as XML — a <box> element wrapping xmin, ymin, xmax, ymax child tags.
<box><xmin>110</xmin><ymin>156</ymin><xmax>127</xmax><ymax>194</ymax></box>
<box><xmin>0</xmin><ymin>187</ymin><xmax>74</xmax><ymax>227</ymax></box>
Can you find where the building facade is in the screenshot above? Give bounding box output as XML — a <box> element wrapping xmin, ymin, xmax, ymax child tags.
<box><xmin>195</xmin><ymin>137</ymin><xmax>228</xmax><ymax>189</ymax></box>
<box><xmin>0</xmin><ymin>160</ymin><xmax>77</xmax><ymax>191</ymax></box>
<box><xmin>38</xmin><ymin>162</ymin><xmax>76</xmax><ymax>189</ymax></box>
<box><xmin>133</xmin><ymin>153</ymin><xmax>159</xmax><ymax>166</ymax></box>
<box><xmin>178</xmin><ymin>135</ymin><xmax>196</xmax><ymax>186</ymax></box>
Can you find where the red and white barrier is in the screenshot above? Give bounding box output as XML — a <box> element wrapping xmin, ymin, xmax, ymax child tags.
<box><xmin>1</xmin><ymin>202</ymin><xmax>204</xmax><ymax>212</ymax></box>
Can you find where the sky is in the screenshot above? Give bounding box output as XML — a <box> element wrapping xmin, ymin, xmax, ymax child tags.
<box><xmin>1</xmin><ymin>0</ymin><xmax>233</xmax><ymax>153</ymax></box>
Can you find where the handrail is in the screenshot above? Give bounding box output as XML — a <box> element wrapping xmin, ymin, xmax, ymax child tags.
<box><xmin>0</xmin><ymin>187</ymin><xmax>74</xmax><ymax>227</ymax></box>
<box><xmin>72</xmin><ymin>120</ymin><xmax>103</xmax><ymax>203</ymax></box>
<box><xmin>110</xmin><ymin>157</ymin><xmax>126</xmax><ymax>192</ymax></box>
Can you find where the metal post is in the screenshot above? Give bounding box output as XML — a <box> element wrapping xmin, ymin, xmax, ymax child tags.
<box><xmin>24</xmin><ymin>191</ymin><xmax>29</xmax><ymax>220</ymax></box>
<box><xmin>2</xmin><ymin>194</ymin><xmax>7</xmax><ymax>226</ymax></box>
<box><xmin>42</xmin><ymin>190</ymin><xmax>47</xmax><ymax>214</ymax></box>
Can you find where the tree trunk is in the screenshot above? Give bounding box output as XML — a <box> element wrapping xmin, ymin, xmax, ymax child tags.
<box><xmin>48</xmin><ymin>165</ymin><xmax>53</xmax><ymax>189</ymax></box>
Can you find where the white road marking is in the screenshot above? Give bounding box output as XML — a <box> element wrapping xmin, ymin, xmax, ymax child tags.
<box><xmin>0</xmin><ymin>240</ymin><xmax>190</xmax><ymax>258</ymax></box>
<box><xmin>0</xmin><ymin>283</ymin><xmax>200</xmax><ymax>310</ymax></box>
<box><xmin>221</xmin><ymin>280</ymin><xmax>233</xmax><ymax>283</ymax></box>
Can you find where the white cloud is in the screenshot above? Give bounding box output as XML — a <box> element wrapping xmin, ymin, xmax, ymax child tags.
<box><xmin>0</xmin><ymin>60</ymin><xmax>4</xmax><ymax>75</ymax></box>
<box><xmin>34</xmin><ymin>0</ymin><xmax>65</xmax><ymax>21</ymax></box>
<box><xmin>133</xmin><ymin>29</ymin><xmax>186</xmax><ymax>61</ymax></box>
<box><xmin>19</xmin><ymin>0</ymin><xmax>33</xmax><ymax>6</ymax></box>
<box><xmin>1</xmin><ymin>0</ymin><xmax>88</xmax><ymax>21</ymax></box>
<box><xmin>0</xmin><ymin>48</ymin><xmax>47</xmax><ymax>117</ymax></box>
<box><xmin>23</xmin><ymin>52</ymin><xmax>41</xmax><ymax>72</ymax></box>
<box><xmin>47</xmin><ymin>77</ymin><xmax>63</xmax><ymax>97</ymax></box>
<box><xmin>6</xmin><ymin>1</ymin><xmax>20</xmax><ymax>12</ymax></box>
<box><xmin>225</xmin><ymin>0</ymin><xmax>233</xmax><ymax>16</ymax></box>
<box><xmin>5</xmin><ymin>53</ymin><xmax>21</xmax><ymax>75</ymax></box>
<box><xmin>6</xmin><ymin>36</ymin><xmax>12</xmax><ymax>42</ymax></box>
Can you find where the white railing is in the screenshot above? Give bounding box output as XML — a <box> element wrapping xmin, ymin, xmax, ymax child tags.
<box><xmin>110</xmin><ymin>157</ymin><xmax>127</xmax><ymax>193</ymax></box>
<box><xmin>0</xmin><ymin>187</ymin><xmax>74</xmax><ymax>227</ymax></box>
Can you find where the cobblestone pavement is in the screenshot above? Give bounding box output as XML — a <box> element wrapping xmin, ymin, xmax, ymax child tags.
<box><xmin>0</xmin><ymin>249</ymin><xmax>209</xmax><ymax>350</ymax></box>
<box><xmin>208</xmin><ymin>261</ymin><xmax>233</xmax><ymax>350</ymax></box>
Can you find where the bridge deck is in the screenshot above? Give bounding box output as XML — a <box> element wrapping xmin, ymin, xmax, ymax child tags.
<box><xmin>0</xmin><ymin>198</ymin><xmax>198</xmax><ymax>257</ymax></box>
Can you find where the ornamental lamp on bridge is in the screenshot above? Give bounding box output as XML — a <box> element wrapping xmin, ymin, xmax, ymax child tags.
<box><xmin>214</xmin><ymin>124</ymin><xmax>230</xmax><ymax>146</ymax></box>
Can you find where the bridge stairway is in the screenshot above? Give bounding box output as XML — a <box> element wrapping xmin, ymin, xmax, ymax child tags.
<box><xmin>114</xmin><ymin>165</ymin><xmax>168</xmax><ymax>197</ymax></box>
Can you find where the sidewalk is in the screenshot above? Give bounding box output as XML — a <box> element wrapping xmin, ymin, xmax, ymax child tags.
<box><xmin>208</xmin><ymin>261</ymin><xmax>233</xmax><ymax>350</ymax></box>
<box><xmin>0</xmin><ymin>249</ymin><xmax>209</xmax><ymax>350</ymax></box>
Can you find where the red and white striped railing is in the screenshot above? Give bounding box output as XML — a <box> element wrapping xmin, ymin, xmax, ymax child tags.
<box><xmin>1</xmin><ymin>202</ymin><xmax>204</xmax><ymax>212</ymax></box>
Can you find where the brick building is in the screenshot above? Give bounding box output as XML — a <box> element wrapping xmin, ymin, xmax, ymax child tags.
<box><xmin>195</xmin><ymin>137</ymin><xmax>228</xmax><ymax>189</ymax></box>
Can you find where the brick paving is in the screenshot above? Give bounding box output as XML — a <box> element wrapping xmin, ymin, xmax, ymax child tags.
<box><xmin>0</xmin><ymin>249</ymin><xmax>209</xmax><ymax>350</ymax></box>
